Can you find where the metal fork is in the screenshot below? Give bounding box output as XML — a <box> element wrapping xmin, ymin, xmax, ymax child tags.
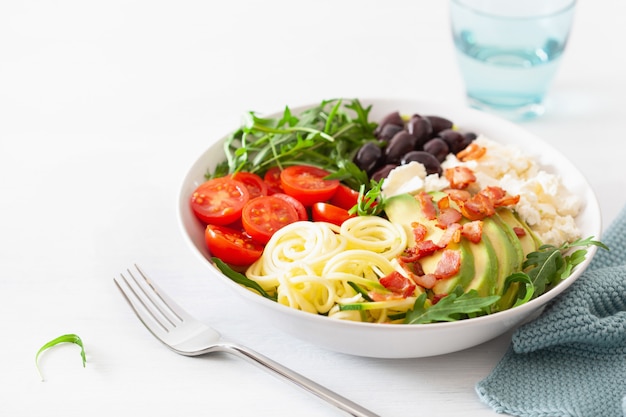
<box><xmin>114</xmin><ymin>265</ymin><xmax>380</xmax><ymax>417</ymax></box>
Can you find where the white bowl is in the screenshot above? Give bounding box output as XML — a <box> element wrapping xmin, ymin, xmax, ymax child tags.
<box><xmin>177</xmin><ymin>98</ymin><xmax>602</xmax><ymax>359</ymax></box>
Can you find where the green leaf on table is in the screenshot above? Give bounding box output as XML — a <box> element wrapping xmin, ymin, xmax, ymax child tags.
<box><xmin>35</xmin><ymin>333</ymin><xmax>86</xmax><ymax>381</ymax></box>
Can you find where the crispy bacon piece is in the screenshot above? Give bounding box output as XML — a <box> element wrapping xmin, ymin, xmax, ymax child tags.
<box><xmin>415</xmin><ymin>273</ymin><xmax>437</xmax><ymax>289</ymax></box>
<box><xmin>462</xmin><ymin>220</ymin><xmax>484</xmax><ymax>243</ymax></box>
<box><xmin>457</xmin><ymin>142</ymin><xmax>487</xmax><ymax>161</ymax></box>
<box><xmin>411</xmin><ymin>222</ymin><xmax>428</xmax><ymax>242</ymax></box>
<box><xmin>513</xmin><ymin>226</ymin><xmax>526</xmax><ymax>237</ymax></box>
<box><xmin>436</xmin><ymin>222</ymin><xmax>462</xmax><ymax>247</ymax></box>
<box><xmin>397</xmin><ymin>259</ymin><xmax>435</xmax><ymax>289</ymax></box>
<box><xmin>479</xmin><ymin>186</ymin><xmax>520</xmax><ymax>208</ymax></box>
<box><xmin>460</xmin><ymin>192</ymin><xmax>496</xmax><ymax>220</ymax></box>
<box><xmin>445</xmin><ymin>188</ymin><xmax>472</xmax><ymax>203</ymax></box>
<box><xmin>444</xmin><ymin>166</ymin><xmax>476</xmax><ymax>190</ymax></box>
<box><xmin>418</xmin><ymin>191</ymin><xmax>437</xmax><ymax>220</ymax></box>
<box><xmin>400</xmin><ymin>240</ymin><xmax>441</xmax><ymax>262</ymax></box>
<box><xmin>434</xmin><ymin>249</ymin><xmax>461</xmax><ymax>279</ymax></box>
<box><xmin>436</xmin><ymin>207</ymin><xmax>463</xmax><ymax>229</ymax></box>
<box><xmin>379</xmin><ymin>271</ymin><xmax>417</xmax><ymax>298</ymax></box>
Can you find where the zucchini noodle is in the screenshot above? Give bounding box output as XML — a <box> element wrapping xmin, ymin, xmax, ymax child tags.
<box><xmin>245</xmin><ymin>216</ymin><xmax>416</xmax><ymax>323</ymax></box>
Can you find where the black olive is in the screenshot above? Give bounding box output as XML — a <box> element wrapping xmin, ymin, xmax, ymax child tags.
<box><xmin>377</xmin><ymin>123</ymin><xmax>404</xmax><ymax>142</ymax></box>
<box><xmin>401</xmin><ymin>151</ymin><xmax>443</xmax><ymax>176</ymax></box>
<box><xmin>354</xmin><ymin>141</ymin><xmax>383</xmax><ymax>174</ymax></box>
<box><xmin>426</xmin><ymin>115</ymin><xmax>454</xmax><ymax>136</ymax></box>
<box><xmin>406</xmin><ymin>115</ymin><xmax>433</xmax><ymax>149</ymax></box>
<box><xmin>371</xmin><ymin>164</ymin><xmax>398</xmax><ymax>182</ymax></box>
<box><xmin>423</xmin><ymin>138</ymin><xmax>450</xmax><ymax>162</ymax></box>
<box><xmin>374</xmin><ymin>111</ymin><xmax>404</xmax><ymax>138</ymax></box>
<box><xmin>438</xmin><ymin>129</ymin><xmax>467</xmax><ymax>154</ymax></box>
<box><xmin>384</xmin><ymin>131</ymin><xmax>418</xmax><ymax>164</ymax></box>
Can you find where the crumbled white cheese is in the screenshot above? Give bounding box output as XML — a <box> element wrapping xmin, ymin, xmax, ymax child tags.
<box><xmin>381</xmin><ymin>161</ymin><xmax>427</xmax><ymax>197</ymax></box>
<box><xmin>381</xmin><ymin>134</ymin><xmax>582</xmax><ymax>246</ymax></box>
<box><xmin>443</xmin><ymin>135</ymin><xmax>582</xmax><ymax>246</ymax></box>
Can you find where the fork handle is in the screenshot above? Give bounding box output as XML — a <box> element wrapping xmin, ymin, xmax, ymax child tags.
<box><xmin>212</xmin><ymin>342</ymin><xmax>381</xmax><ymax>417</ymax></box>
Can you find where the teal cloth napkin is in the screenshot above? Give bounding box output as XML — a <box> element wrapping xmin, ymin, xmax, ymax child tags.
<box><xmin>476</xmin><ymin>204</ymin><xmax>626</xmax><ymax>417</ymax></box>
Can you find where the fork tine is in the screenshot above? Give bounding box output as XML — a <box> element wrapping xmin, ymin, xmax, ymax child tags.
<box><xmin>114</xmin><ymin>264</ymin><xmax>186</xmax><ymax>338</ymax></box>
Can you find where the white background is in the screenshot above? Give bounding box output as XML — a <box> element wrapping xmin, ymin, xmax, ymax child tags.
<box><xmin>1</xmin><ymin>1</ymin><xmax>625</xmax><ymax>416</ymax></box>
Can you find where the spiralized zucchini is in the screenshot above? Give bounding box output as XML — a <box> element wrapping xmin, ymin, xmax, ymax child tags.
<box><xmin>245</xmin><ymin>216</ymin><xmax>417</xmax><ymax>323</ymax></box>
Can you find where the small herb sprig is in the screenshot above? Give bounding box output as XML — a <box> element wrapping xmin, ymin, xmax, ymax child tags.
<box><xmin>349</xmin><ymin>179</ymin><xmax>386</xmax><ymax>217</ymax></box>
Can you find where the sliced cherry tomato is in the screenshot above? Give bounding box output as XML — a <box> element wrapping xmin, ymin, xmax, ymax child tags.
<box><xmin>191</xmin><ymin>178</ymin><xmax>249</xmax><ymax>225</ymax></box>
<box><xmin>272</xmin><ymin>193</ymin><xmax>308</xmax><ymax>221</ymax></box>
<box><xmin>280</xmin><ymin>165</ymin><xmax>339</xmax><ymax>206</ymax></box>
<box><xmin>205</xmin><ymin>224</ymin><xmax>264</xmax><ymax>266</ymax></box>
<box><xmin>263</xmin><ymin>166</ymin><xmax>284</xmax><ymax>195</ymax></box>
<box><xmin>311</xmin><ymin>202</ymin><xmax>354</xmax><ymax>226</ymax></box>
<box><xmin>242</xmin><ymin>196</ymin><xmax>299</xmax><ymax>244</ymax></box>
<box><xmin>329</xmin><ymin>184</ymin><xmax>360</xmax><ymax>211</ymax></box>
<box><xmin>229</xmin><ymin>172</ymin><xmax>268</xmax><ymax>199</ymax></box>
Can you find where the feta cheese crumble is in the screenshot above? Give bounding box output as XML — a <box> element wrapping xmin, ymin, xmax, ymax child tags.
<box><xmin>381</xmin><ymin>135</ymin><xmax>582</xmax><ymax>246</ymax></box>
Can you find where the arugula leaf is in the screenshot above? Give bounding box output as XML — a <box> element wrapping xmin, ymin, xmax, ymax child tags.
<box><xmin>205</xmin><ymin>99</ymin><xmax>378</xmax><ymax>190</ymax></box>
<box><xmin>404</xmin><ymin>287</ymin><xmax>500</xmax><ymax>324</ymax></box>
<box><xmin>502</xmin><ymin>272</ymin><xmax>535</xmax><ymax>308</ymax></box>
<box><xmin>521</xmin><ymin>236</ymin><xmax>608</xmax><ymax>297</ymax></box>
<box><xmin>36</xmin><ymin>333</ymin><xmax>86</xmax><ymax>381</ymax></box>
<box><xmin>212</xmin><ymin>258</ymin><xmax>277</xmax><ymax>301</ymax></box>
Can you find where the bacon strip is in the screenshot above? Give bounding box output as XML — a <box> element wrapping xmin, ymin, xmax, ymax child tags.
<box><xmin>434</xmin><ymin>249</ymin><xmax>461</xmax><ymax>279</ymax></box>
<box><xmin>378</xmin><ymin>271</ymin><xmax>416</xmax><ymax>298</ymax></box>
<box><xmin>444</xmin><ymin>166</ymin><xmax>476</xmax><ymax>190</ymax></box>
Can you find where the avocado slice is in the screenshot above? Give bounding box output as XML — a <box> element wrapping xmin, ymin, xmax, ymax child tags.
<box><xmin>496</xmin><ymin>208</ymin><xmax>541</xmax><ymax>256</ymax></box>
<box><xmin>386</xmin><ymin>193</ymin><xmax>476</xmax><ymax>296</ymax></box>
<box><xmin>464</xmin><ymin>230</ymin><xmax>498</xmax><ymax>297</ymax></box>
<box><xmin>486</xmin><ymin>214</ymin><xmax>525</xmax><ymax>311</ymax></box>
<box><xmin>385</xmin><ymin>193</ymin><xmax>442</xmax><ymax>246</ymax></box>
<box><xmin>430</xmin><ymin>240</ymin><xmax>475</xmax><ymax>296</ymax></box>
<box><xmin>385</xmin><ymin>193</ymin><xmax>535</xmax><ymax>311</ymax></box>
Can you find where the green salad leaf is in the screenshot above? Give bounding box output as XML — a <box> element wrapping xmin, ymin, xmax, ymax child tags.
<box><xmin>212</xmin><ymin>258</ymin><xmax>277</xmax><ymax>301</ymax></box>
<box><xmin>404</xmin><ymin>287</ymin><xmax>500</xmax><ymax>324</ymax></box>
<box><xmin>518</xmin><ymin>236</ymin><xmax>608</xmax><ymax>299</ymax></box>
<box><xmin>207</xmin><ymin>98</ymin><xmax>378</xmax><ymax>191</ymax></box>
<box><xmin>35</xmin><ymin>333</ymin><xmax>86</xmax><ymax>381</ymax></box>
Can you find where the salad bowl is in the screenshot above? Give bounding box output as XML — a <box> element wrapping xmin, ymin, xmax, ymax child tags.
<box><xmin>177</xmin><ymin>98</ymin><xmax>602</xmax><ymax>359</ymax></box>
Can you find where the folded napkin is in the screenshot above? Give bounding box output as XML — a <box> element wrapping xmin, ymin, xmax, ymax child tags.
<box><xmin>476</xmin><ymin>204</ymin><xmax>626</xmax><ymax>417</ymax></box>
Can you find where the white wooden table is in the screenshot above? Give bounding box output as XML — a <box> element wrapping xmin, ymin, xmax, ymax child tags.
<box><xmin>2</xmin><ymin>1</ymin><xmax>625</xmax><ymax>416</ymax></box>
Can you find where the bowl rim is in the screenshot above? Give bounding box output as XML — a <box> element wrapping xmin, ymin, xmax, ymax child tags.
<box><xmin>176</xmin><ymin>96</ymin><xmax>603</xmax><ymax>333</ymax></box>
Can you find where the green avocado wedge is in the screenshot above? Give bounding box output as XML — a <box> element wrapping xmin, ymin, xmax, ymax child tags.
<box><xmin>430</xmin><ymin>240</ymin><xmax>475</xmax><ymax>296</ymax></box>
<box><xmin>464</xmin><ymin>230</ymin><xmax>498</xmax><ymax>297</ymax></box>
<box><xmin>384</xmin><ymin>192</ymin><xmax>543</xmax><ymax>314</ymax></box>
<box><xmin>488</xmin><ymin>213</ymin><xmax>527</xmax><ymax>311</ymax></box>
<box><xmin>497</xmin><ymin>207</ymin><xmax>541</xmax><ymax>255</ymax></box>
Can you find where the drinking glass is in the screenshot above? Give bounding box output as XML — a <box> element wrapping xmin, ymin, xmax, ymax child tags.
<box><xmin>450</xmin><ymin>0</ymin><xmax>576</xmax><ymax>120</ymax></box>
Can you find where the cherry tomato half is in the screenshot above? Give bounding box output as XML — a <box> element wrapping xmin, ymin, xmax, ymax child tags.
<box><xmin>205</xmin><ymin>224</ymin><xmax>264</xmax><ymax>266</ymax></box>
<box><xmin>329</xmin><ymin>184</ymin><xmax>360</xmax><ymax>211</ymax></box>
<box><xmin>311</xmin><ymin>202</ymin><xmax>354</xmax><ymax>226</ymax></box>
<box><xmin>272</xmin><ymin>193</ymin><xmax>308</xmax><ymax>221</ymax></box>
<box><xmin>242</xmin><ymin>196</ymin><xmax>299</xmax><ymax>244</ymax></box>
<box><xmin>229</xmin><ymin>172</ymin><xmax>268</xmax><ymax>199</ymax></box>
<box><xmin>191</xmin><ymin>177</ymin><xmax>250</xmax><ymax>225</ymax></box>
<box><xmin>280</xmin><ymin>165</ymin><xmax>340</xmax><ymax>206</ymax></box>
<box><xmin>263</xmin><ymin>166</ymin><xmax>284</xmax><ymax>195</ymax></box>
